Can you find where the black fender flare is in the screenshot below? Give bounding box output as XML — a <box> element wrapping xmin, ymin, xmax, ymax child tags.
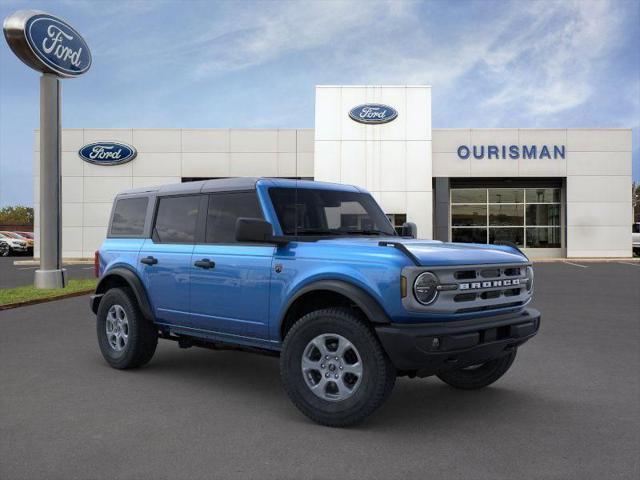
<box><xmin>281</xmin><ymin>279</ymin><xmax>391</xmax><ymax>326</ymax></box>
<box><xmin>91</xmin><ymin>267</ymin><xmax>154</xmax><ymax>321</ymax></box>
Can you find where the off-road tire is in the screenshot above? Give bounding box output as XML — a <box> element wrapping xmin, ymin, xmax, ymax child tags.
<box><xmin>280</xmin><ymin>308</ymin><xmax>396</xmax><ymax>427</ymax></box>
<box><xmin>436</xmin><ymin>349</ymin><xmax>517</xmax><ymax>390</ymax></box>
<box><xmin>96</xmin><ymin>287</ymin><xmax>158</xmax><ymax>369</ymax></box>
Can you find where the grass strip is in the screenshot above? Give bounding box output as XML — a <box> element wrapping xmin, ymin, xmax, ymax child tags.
<box><xmin>0</xmin><ymin>278</ymin><xmax>98</xmax><ymax>308</ymax></box>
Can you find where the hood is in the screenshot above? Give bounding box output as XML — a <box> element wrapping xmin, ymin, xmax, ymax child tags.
<box><xmin>314</xmin><ymin>237</ymin><xmax>527</xmax><ymax>266</ymax></box>
<box><xmin>398</xmin><ymin>239</ymin><xmax>527</xmax><ymax>266</ymax></box>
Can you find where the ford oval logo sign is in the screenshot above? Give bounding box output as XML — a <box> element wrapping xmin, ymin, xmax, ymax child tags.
<box><xmin>349</xmin><ymin>104</ymin><xmax>398</xmax><ymax>125</ymax></box>
<box><xmin>3</xmin><ymin>10</ymin><xmax>91</xmax><ymax>77</ymax></box>
<box><xmin>79</xmin><ymin>142</ymin><xmax>137</xmax><ymax>166</ymax></box>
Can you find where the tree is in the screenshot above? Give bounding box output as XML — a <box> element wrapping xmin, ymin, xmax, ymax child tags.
<box><xmin>0</xmin><ymin>205</ymin><xmax>34</xmax><ymax>226</ymax></box>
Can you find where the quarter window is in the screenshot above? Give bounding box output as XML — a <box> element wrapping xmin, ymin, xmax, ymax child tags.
<box><xmin>205</xmin><ymin>192</ymin><xmax>263</xmax><ymax>243</ymax></box>
<box><xmin>153</xmin><ymin>195</ymin><xmax>200</xmax><ymax>243</ymax></box>
<box><xmin>110</xmin><ymin>197</ymin><xmax>148</xmax><ymax>237</ymax></box>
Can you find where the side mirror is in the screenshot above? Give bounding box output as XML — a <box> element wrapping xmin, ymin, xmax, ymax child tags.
<box><xmin>401</xmin><ymin>222</ymin><xmax>417</xmax><ymax>239</ymax></box>
<box><xmin>235</xmin><ymin>218</ymin><xmax>288</xmax><ymax>245</ymax></box>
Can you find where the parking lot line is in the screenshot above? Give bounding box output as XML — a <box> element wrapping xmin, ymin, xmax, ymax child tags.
<box><xmin>563</xmin><ymin>261</ymin><xmax>588</xmax><ymax>268</ymax></box>
<box><xmin>617</xmin><ymin>261</ymin><xmax>640</xmax><ymax>267</ymax></box>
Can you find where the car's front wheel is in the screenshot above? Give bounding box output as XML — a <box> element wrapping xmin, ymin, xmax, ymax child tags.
<box><xmin>280</xmin><ymin>308</ymin><xmax>396</xmax><ymax>427</ymax></box>
<box><xmin>436</xmin><ymin>349</ymin><xmax>517</xmax><ymax>390</ymax></box>
<box><xmin>96</xmin><ymin>287</ymin><xmax>158</xmax><ymax>369</ymax></box>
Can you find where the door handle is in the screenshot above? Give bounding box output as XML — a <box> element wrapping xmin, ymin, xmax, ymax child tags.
<box><xmin>140</xmin><ymin>256</ymin><xmax>158</xmax><ymax>266</ymax></box>
<box><xmin>194</xmin><ymin>259</ymin><xmax>215</xmax><ymax>269</ymax></box>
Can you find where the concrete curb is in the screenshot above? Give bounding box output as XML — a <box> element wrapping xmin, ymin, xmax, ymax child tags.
<box><xmin>13</xmin><ymin>259</ymin><xmax>93</xmax><ymax>266</ymax></box>
<box><xmin>0</xmin><ymin>289</ymin><xmax>93</xmax><ymax>311</ymax></box>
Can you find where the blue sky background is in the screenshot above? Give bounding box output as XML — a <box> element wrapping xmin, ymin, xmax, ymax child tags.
<box><xmin>1</xmin><ymin>0</ymin><xmax>638</xmax><ymax>206</ymax></box>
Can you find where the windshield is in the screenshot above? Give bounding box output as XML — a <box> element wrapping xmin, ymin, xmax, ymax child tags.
<box><xmin>269</xmin><ymin>187</ymin><xmax>396</xmax><ymax>237</ymax></box>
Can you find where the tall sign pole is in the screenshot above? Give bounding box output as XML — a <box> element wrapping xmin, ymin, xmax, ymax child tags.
<box><xmin>3</xmin><ymin>10</ymin><xmax>91</xmax><ymax>288</ymax></box>
<box><xmin>39</xmin><ymin>73</ymin><xmax>63</xmax><ymax>287</ymax></box>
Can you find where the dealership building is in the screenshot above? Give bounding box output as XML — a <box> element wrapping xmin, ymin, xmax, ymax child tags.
<box><xmin>33</xmin><ymin>85</ymin><xmax>634</xmax><ymax>259</ymax></box>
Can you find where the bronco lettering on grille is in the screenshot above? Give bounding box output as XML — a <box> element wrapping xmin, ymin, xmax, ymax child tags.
<box><xmin>459</xmin><ymin>279</ymin><xmax>520</xmax><ymax>290</ymax></box>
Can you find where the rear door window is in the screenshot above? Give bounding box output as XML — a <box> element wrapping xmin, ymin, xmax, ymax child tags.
<box><xmin>110</xmin><ymin>197</ymin><xmax>148</xmax><ymax>237</ymax></box>
<box><xmin>205</xmin><ymin>192</ymin><xmax>263</xmax><ymax>243</ymax></box>
<box><xmin>153</xmin><ymin>195</ymin><xmax>201</xmax><ymax>243</ymax></box>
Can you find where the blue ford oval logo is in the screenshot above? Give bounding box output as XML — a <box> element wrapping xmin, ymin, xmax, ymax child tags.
<box><xmin>349</xmin><ymin>104</ymin><xmax>398</xmax><ymax>124</ymax></box>
<box><xmin>25</xmin><ymin>13</ymin><xmax>91</xmax><ymax>77</ymax></box>
<box><xmin>79</xmin><ymin>142</ymin><xmax>137</xmax><ymax>166</ymax></box>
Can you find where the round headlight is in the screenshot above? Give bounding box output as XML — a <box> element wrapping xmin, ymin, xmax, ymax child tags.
<box><xmin>413</xmin><ymin>272</ymin><xmax>439</xmax><ymax>305</ymax></box>
<box><xmin>525</xmin><ymin>266</ymin><xmax>534</xmax><ymax>293</ymax></box>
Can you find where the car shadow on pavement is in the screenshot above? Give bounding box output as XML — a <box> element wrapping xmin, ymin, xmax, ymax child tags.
<box><xmin>114</xmin><ymin>342</ymin><xmax>561</xmax><ymax>431</ymax></box>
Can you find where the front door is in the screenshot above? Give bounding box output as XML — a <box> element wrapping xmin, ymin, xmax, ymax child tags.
<box><xmin>189</xmin><ymin>192</ymin><xmax>274</xmax><ymax>340</ymax></box>
<box><xmin>139</xmin><ymin>194</ymin><xmax>203</xmax><ymax>326</ymax></box>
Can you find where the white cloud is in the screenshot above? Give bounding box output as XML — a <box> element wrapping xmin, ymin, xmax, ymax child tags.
<box><xmin>481</xmin><ymin>0</ymin><xmax>624</xmax><ymax>116</ymax></box>
<box><xmin>80</xmin><ymin>0</ymin><xmax>629</xmax><ymax>125</ymax></box>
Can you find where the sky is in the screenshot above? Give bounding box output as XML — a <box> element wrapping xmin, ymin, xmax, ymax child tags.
<box><xmin>0</xmin><ymin>0</ymin><xmax>638</xmax><ymax>207</ymax></box>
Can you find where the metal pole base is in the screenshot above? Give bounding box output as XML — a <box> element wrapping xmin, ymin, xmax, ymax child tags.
<box><xmin>34</xmin><ymin>269</ymin><xmax>67</xmax><ymax>289</ymax></box>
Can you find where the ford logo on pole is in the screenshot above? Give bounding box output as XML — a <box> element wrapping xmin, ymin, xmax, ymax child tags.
<box><xmin>3</xmin><ymin>10</ymin><xmax>91</xmax><ymax>77</ymax></box>
<box><xmin>349</xmin><ymin>104</ymin><xmax>398</xmax><ymax>125</ymax></box>
<box><xmin>79</xmin><ymin>142</ymin><xmax>137</xmax><ymax>166</ymax></box>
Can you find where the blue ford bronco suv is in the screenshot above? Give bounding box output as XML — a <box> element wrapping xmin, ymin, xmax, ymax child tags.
<box><xmin>91</xmin><ymin>178</ymin><xmax>540</xmax><ymax>426</ymax></box>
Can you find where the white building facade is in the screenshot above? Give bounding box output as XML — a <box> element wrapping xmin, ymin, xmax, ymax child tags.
<box><xmin>33</xmin><ymin>85</ymin><xmax>634</xmax><ymax>259</ymax></box>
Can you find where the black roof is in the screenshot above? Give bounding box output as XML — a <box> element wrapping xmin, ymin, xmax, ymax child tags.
<box><xmin>117</xmin><ymin>177</ymin><xmax>260</xmax><ymax>197</ymax></box>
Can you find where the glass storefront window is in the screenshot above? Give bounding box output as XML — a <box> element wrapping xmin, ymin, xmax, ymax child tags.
<box><xmin>451</xmin><ymin>186</ymin><xmax>562</xmax><ymax>249</ymax></box>
<box><xmin>526</xmin><ymin>188</ymin><xmax>561</xmax><ymax>203</ymax></box>
<box><xmin>489</xmin><ymin>228</ymin><xmax>525</xmax><ymax>247</ymax></box>
<box><xmin>526</xmin><ymin>204</ymin><xmax>561</xmax><ymax>226</ymax></box>
<box><xmin>451</xmin><ymin>205</ymin><xmax>487</xmax><ymax>226</ymax></box>
<box><xmin>452</xmin><ymin>228</ymin><xmax>487</xmax><ymax>244</ymax></box>
<box><xmin>451</xmin><ymin>189</ymin><xmax>486</xmax><ymax>204</ymax></box>
<box><xmin>489</xmin><ymin>204</ymin><xmax>524</xmax><ymax>226</ymax></box>
<box><xmin>489</xmin><ymin>188</ymin><xmax>523</xmax><ymax>203</ymax></box>
<box><xmin>526</xmin><ymin>227</ymin><xmax>561</xmax><ymax>248</ymax></box>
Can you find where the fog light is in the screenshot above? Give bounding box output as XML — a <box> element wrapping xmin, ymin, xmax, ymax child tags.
<box><xmin>432</xmin><ymin>337</ymin><xmax>440</xmax><ymax>349</ymax></box>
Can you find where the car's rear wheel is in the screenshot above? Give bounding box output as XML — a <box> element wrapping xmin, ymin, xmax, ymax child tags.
<box><xmin>280</xmin><ymin>308</ymin><xmax>396</xmax><ymax>427</ymax></box>
<box><xmin>0</xmin><ymin>243</ymin><xmax>9</xmax><ymax>257</ymax></box>
<box><xmin>96</xmin><ymin>287</ymin><xmax>158</xmax><ymax>369</ymax></box>
<box><xmin>436</xmin><ymin>349</ymin><xmax>517</xmax><ymax>390</ymax></box>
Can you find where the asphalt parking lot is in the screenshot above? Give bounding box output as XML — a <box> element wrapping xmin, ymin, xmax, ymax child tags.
<box><xmin>1</xmin><ymin>262</ymin><xmax>639</xmax><ymax>479</ymax></box>
<box><xmin>0</xmin><ymin>256</ymin><xmax>95</xmax><ymax>289</ymax></box>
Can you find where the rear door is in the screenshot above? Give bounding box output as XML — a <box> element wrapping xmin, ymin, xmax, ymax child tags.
<box><xmin>139</xmin><ymin>194</ymin><xmax>204</xmax><ymax>326</ymax></box>
<box><xmin>189</xmin><ymin>191</ymin><xmax>274</xmax><ymax>340</ymax></box>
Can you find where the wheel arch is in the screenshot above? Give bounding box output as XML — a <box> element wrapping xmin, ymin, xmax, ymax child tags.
<box><xmin>280</xmin><ymin>280</ymin><xmax>391</xmax><ymax>340</ymax></box>
<box><xmin>92</xmin><ymin>267</ymin><xmax>154</xmax><ymax>321</ymax></box>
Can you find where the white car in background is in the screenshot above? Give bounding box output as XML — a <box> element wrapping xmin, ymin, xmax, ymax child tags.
<box><xmin>633</xmin><ymin>223</ymin><xmax>640</xmax><ymax>256</ymax></box>
<box><xmin>0</xmin><ymin>232</ymin><xmax>28</xmax><ymax>256</ymax></box>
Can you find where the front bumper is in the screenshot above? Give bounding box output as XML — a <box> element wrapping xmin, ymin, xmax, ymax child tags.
<box><xmin>375</xmin><ymin>308</ymin><xmax>540</xmax><ymax>376</ymax></box>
